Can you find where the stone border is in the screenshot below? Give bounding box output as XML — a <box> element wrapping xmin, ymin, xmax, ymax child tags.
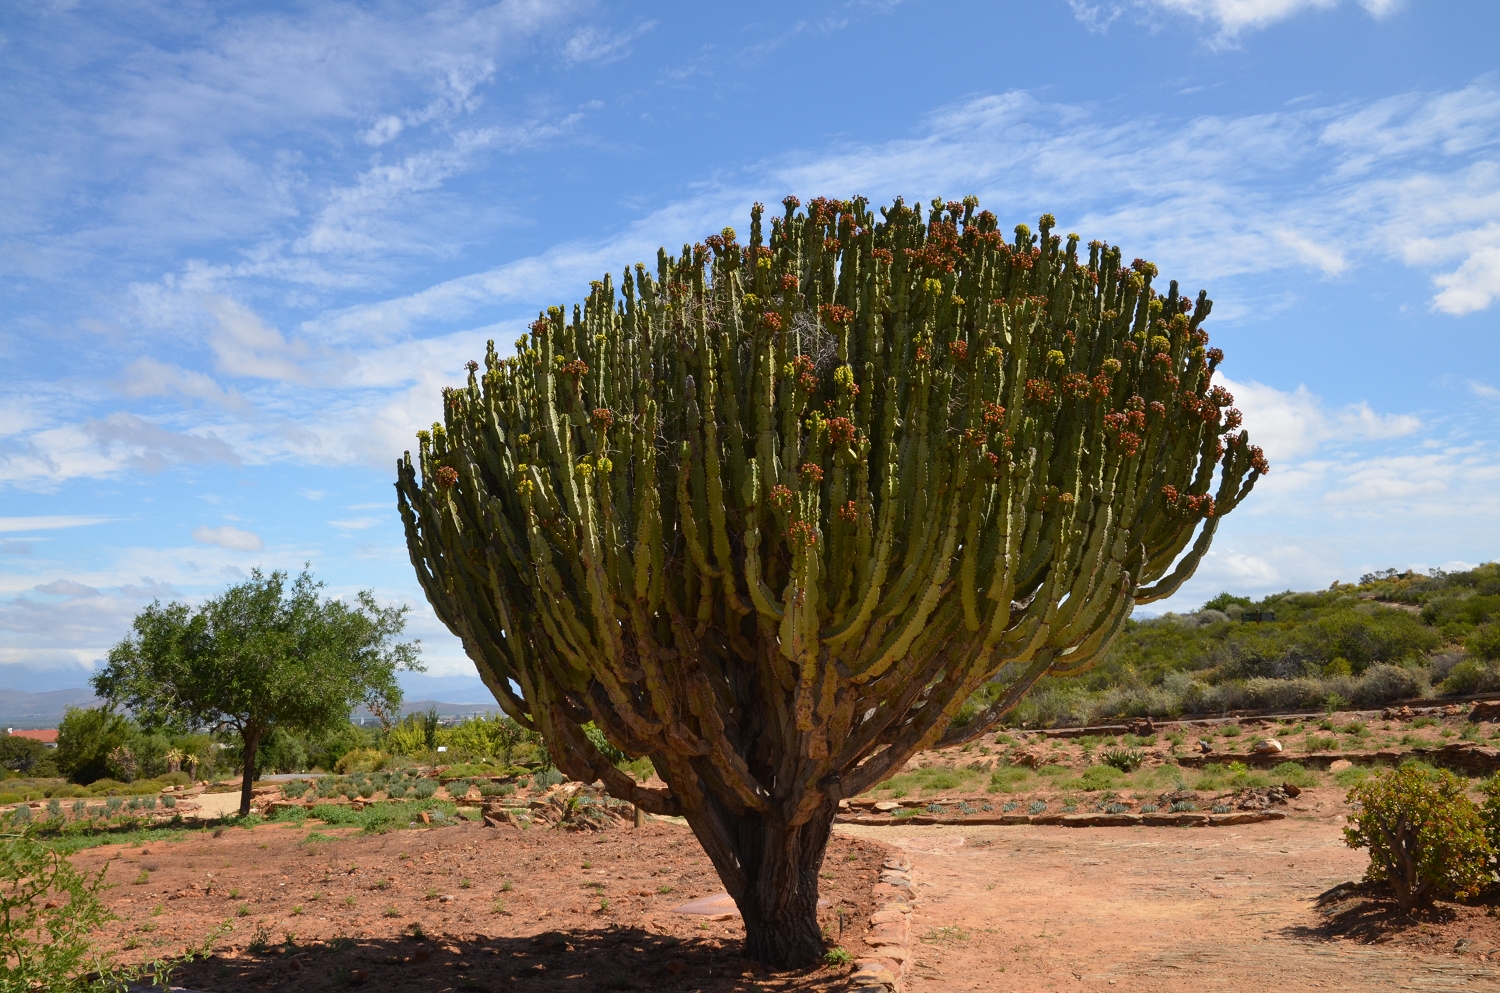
<box><xmin>837</xmin><ymin>809</ymin><xmax>1286</xmax><ymax>828</ymax></box>
<box><xmin>849</xmin><ymin>857</ymin><xmax>915</xmax><ymax>991</ymax></box>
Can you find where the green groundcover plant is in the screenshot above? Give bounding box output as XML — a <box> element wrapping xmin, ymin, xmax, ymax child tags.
<box><xmin>1</xmin><ymin>831</ymin><xmax>117</xmax><ymax>992</ymax></box>
<box><xmin>1343</xmin><ymin>765</ymin><xmax>1491</xmax><ymax>912</ymax></box>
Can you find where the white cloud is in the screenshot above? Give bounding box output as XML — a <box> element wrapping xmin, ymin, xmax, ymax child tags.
<box><xmin>1075</xmin><ymin>0</ymin><xmax>1403</xmax><ymax>42</ymax></box>
<box><xmin>191</xmin><ymin>525</ymin><xmax>264</xmax><ymax>551</ymax></box>
<box><xmin>1217</xmin><ymin>375</ymin><xmax>1420</xmax><ymax>462</ymax></box>
<box><xmin>1472</xmin><ymin>380</ymin><xmax>1500</xmax><ymax>400</ymax></box>
<box><xmin>562</xmin><ymin>21</ymin><xmax>656</xmax><ymax>66</ymax></box>
<box><xmin>0</xmin><ymin>516</ymin><xmax>113</xmax><ymax>533</ymax></box>
<box><xmin>33</xmin><ymin>580</ymin><xmax>101</xmax><ymax>598</ymax></box>
<box><xmin>84</xmin><ymin>413</ymin><xmax>239</xmax><ymax>472</ymax></box>
<box><xmin>119</xmin><ymin>357</ymin><xmax>251</xmax><ymax>411</ymax></box>
<box><xmin>329</xmin><ymin>517</ymin><xmax>385</xmax><ymax>530</ymax></box>
<box><xmin>205</xmin><ymin>296</ymin><xmax>326</xmax><ymax>383</ymax></box>
<box><xmin>1432</xmin><ymin>244</ymin><xmax>1500</xmax><ymax>314</ymax></box>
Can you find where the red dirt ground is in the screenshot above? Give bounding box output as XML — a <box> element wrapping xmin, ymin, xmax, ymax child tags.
<box><xmin>76</xmin><ymin>818</ymin><xmax>885</xmax><ymax>992</ymax></box>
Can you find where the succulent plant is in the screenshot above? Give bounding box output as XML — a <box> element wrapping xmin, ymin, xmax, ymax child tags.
<box><xmin>397</xmin><ymin>197</ymin><xmax>1261</xmax><ymax>965</ymax></box>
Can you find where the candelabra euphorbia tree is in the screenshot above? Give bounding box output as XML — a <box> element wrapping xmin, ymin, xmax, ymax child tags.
<box><xmin>396</xmin><ymin>196</ymin><xmax>1265</xmax><ymax>966</ymax></box>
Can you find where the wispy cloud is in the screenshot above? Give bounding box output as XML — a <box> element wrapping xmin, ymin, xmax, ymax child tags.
<box><xmin>191</xmin><ymin>525</ymin><xmax>264</xmax><ymax>551</ymax></box>
<box><xmin>0</xmin><ymin>517</ymin><xmax>114</xmax><ymax>534</ymax></box>
<box><xmin>1070</xmin><ymin>0</ymin><xmax>1403</xmax><ymax>44</ymax></box>
<box><xmin>562</xmin><ymin>21</ymin><xmax>656</xmax><ymax>66</ymax></box>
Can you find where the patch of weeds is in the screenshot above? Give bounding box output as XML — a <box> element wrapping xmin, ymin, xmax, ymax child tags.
<box><xmin>1277</xmin><ymin>762</ymin><xmax>1318</xmax><ymax>789</ymax></box>
<box><xmin>1027</xmin><ymin>800</ymin><xmax>1047</xmax><ymax>815</ymax></box>
<box><xmin>824</xmin><ymin>947</ymin><xmax>854</xmax><ymax>967</ymax></box>
<box><xmin>228</xmin><ymin>888</ymin><xmax>241</xmax><ymax>899</ymax></box>
<box><xmin>460</xmin><ymin>878</ymin><xmax>471</xmax><ymax>889</ymax></box>
<box><xmin>1221</xmin><ymin>725</ymin><xmax>1242</xmax><ymax>738</ymax></box>
<box><xmin>656</xmin><ymin>884</ymin><xmax>673</xmax><ymax>894</ymax></box>
<box><xmin>383</xmin><ymin>906</ymin><xmax>400</xmax><ymax>918</ymax></box>
<box><xmin>987</xmin><ymin>765</ymin><xmax>1030</xmax><ymax>794</ymax></box>
<box><xmin>491</xmin><ymin>898</ymin><xmax>509</xmax><ymax>915</ymax></box>
<box><xmin>132</xmin><ymin>869</ymin><xmax>150</xmax><ymax>885</ymax></box>
<box><xmin>500</xmin><ymin>880</ymin><xmax>513</xmax><ymax>892</ymax></box>
<box><xmin>1334</xmin><ymin>766</ymin><xmax>1372</xmax><ymax>788</ymax></box>
<box><xmin>247</xmin><ymin>923</ymin><xmax>273</xmax><ymax>954</ymax></box>
<box><xmin>290</xmin><ymin>905</ymin><xmax>303</xmax><ymax>915</ymax></box>
<box><xmin>235</xmin><ymin>904</ymin><xmax>250</xmax><ymax>917</ymax></box>
<box><xmin>343</xmin><ymin>896</ymin><xmax>356</xmax><ymax>907</ymax></box>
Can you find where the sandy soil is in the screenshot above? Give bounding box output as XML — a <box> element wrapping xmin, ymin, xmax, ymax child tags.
<box><xmin>836</xmin><ymin>819</ymin><xmax>1500</xmax><ymax>992</ymax></box>
<box><xmin>77</xmin><ymin>817</ymin><xmax>885</xmax><ymax>992</ymax></box>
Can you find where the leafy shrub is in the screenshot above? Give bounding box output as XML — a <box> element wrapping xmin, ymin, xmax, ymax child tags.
<box><xmin>281</xmin><ymin>779</ymin><xmax>310</xmax><ymax>799</ymax></box>
<box><xmin>1440</xmin><ymin>658</ymin><xmax>1500</xmax><ymax>696</ymax></box>
<box><xmin>411</xmin><ymin>779</ymin><xmax>438</xmax><ymax>800</ymax></box>
<box><xmin>477</xmin><ymin>782</ymin><xmax>510</xmax><ymax>798</ymax></box>
<box><xmin>532</xmin><ymin>768</ymin><xmax>564</xmax><ymax>790</ymax></box>
<box><xmin>1468</xmin><ymin>623</ymin><xmax>1500</xmax><ymax>662</ymax></box>
<box><xmin>1276</xmin><ymin>762</ymin><xmax>1318</xmax><ymax>789</ymax></box>
<box><xmin>1</xmin><ymin>833</ymin><xmax>118</xmax><ymax>991</ymax></box>
<box><xmin>1027</xmin><ymin>800</ymin><xmax>1047</xmax><ymax>815</ymax></box>
<box><xmin>1169</xmin><ymin>801</ymin><xmax>1197</xmax><ymax>812</ymax></box>
<box><xmin>335</xmin><ymin>748</ymin><xmax>389</xmax><ymax>774</ymax></box>
<box><xmin>1343</xmin><ymin>765</ymin><xmax>1491</xmax><ymax>911</ymax></box>
<box><xmin>387</xmin><ymin>783</ymin><xmax>408</xmax><ymax>799</ymax></box>
<box><xmin>1100</xmin><ymin>746</ymin><xmax>1144</xmax><ymax>772</ymax></box>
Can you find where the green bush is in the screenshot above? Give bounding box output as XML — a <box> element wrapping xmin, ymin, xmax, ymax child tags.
<box><xmin>1468</xmin><ymin>623</ymin><xmax>1500</xmax><ymax>662</ymax></box>
<box><xmin>1439</xmin><ymin>658</ymin><xmax>1500</xmax><ymax>696</ymax></box>
<box><xmin>1343</xmin><ymin>765</ymin><xmax>1491</xmax><ymax>911</ymax></box>
<box><xmin>411</xmin><ymin>779</ymin><xmax>438</xmax><ymax>800</ymax></box>
<box><xmin>335</xmin><ymin>748</ymin><xmax>389</xmax><ymax>774</ymax></box>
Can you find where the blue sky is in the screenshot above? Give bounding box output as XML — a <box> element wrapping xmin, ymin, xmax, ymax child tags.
<box><xmin>2</xmin><ymin>0</ymin><xmax>1498</xmax><ymax>696</ymax></box>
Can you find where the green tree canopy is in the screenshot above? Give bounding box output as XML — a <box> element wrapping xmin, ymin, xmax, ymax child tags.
<box><xmin>93</xmin><ymin>568</ymin><xmax>421</xmax><ymax>815</ymax></box>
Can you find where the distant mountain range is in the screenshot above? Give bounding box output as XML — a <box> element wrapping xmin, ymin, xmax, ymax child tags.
<box><xmin>0</xmin><ymin>688</ymin><xmax>102</xmax><ymax>728</ymax></box>
<box><xmin>0</xmin><ymin>672</ymin><xmax>500</xmax><ymax>729</ymax></box>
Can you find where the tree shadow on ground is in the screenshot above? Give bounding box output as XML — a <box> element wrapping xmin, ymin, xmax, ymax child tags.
<box><xmin>1279</xmin><ymin>880</ymin><xmax>1469</xmax><ymax>945</ymax></box>
<box><xmin>167</xmin><ymin>925</ymin><xmax>852</xmax><ymax>993</ymax></box>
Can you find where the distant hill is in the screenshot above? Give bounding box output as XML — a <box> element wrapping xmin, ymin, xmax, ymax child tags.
<box><xmin>0</xmin><ymin>688</ymin><xmax>102</xmax><ymax>728</ymax></box>
<box><xmin>351</xmin><ymin>699</ymin><xmax>504</xmax><ymax>722</ymax></box>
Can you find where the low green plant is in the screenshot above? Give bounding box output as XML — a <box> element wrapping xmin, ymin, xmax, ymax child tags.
<box><xmin>1100</xmin><ymin>746</ymin><xmax>1145</xmax><ymax>772</ymax></box>
<box><xmin>1</xmin><ymin>832</ymin><xmax>122</xmax><ymax>991</ymax></box>
<box><xmin>1344</xmin><ymin>765</ymin><xmax>1491</xmax><ymax>911</ymax></box>
<box><xmin>823</xmin><ymin>946</ymin><xmax>854</xmax><ymax>967</ymax></box>
<box><xmin>986</xmin><ymin>765</ymin><xmax>1030</xmax><ymax>794</ymax></box>
<box><xmin>1276</xmin><ymin>762</ymin><xmax>1318</xmax><ymax>789</ymax></box>
<box><xmin>1304</xmin><ymin>735</ymin><xmax>1339</xmax><ymax>752</ymax></box>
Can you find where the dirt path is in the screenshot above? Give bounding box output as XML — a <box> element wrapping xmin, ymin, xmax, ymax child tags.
<box><xmin>836</xmin><ymin>820</ymin><xmax>1500</xmax><ymax>992</ymax></box>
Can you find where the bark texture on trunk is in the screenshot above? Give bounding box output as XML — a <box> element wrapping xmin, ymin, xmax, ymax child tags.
<box><xmin>239</xmin><ymin>727</ymin><xmax>261</xmax><ymax>818</ymax></box>
<box><xmin>686</xmin><ymin>801</ymin><xmax>837</xmax><ymax>969</ymax></box>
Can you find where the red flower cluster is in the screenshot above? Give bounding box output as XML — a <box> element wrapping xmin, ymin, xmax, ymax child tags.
<box><xmin>982</xmin><ymin>402</ymin><xmax>1006</xmax><ymax>427</ymax></box>
<box><xmin>837</xmin><ymin>500</ymin><xmax>859</xmax><ymax>523</ymax></box>
<box><xmin>915</xmin><ymin>345</ymin><xmax>930</xmax><ymax>363</ymax></box>
<box><xmin>1152</xmin><ymin>351</ymin><xmax>1172</xmax><ymax>367</ymax></box>
<box><xmin>1149</xmin><ymin>400</ymin><xmax>1166</xmax><ymax>418</ymax></box>
<box><xmin>903</xmin><ymin>220</ymin><xmax>962</xmax><ymax>275</ymax></box>
<box><xmin>1061</xmin><ymin>372</ymin><xmax>1090</xmax><ymax>399</ymax></box>
<box><xmin>1024</xmin><ymin>378</ymin><xmax>1055</xmax><ymax>405</ymax></box>
<box><xmin>761</xmin><ymin>312</ymin><xmax>783</xmax><ymax>331</ymax></box>
<box><xmin>590</xmin><ymin>407</ymin><xmax>615</xmax><ymax>430</ymax></box>
<box><xmin>754</xmin><ymin>246</ymin><xmax>773</xmax><ymax>261</ymax></box>
<box><xmin>528</xmin><ymin>318</ymin><xmax>549</xmax><ymax>335</ymax></box>
<box><xmin>791</xmin><ymin>354</ymin><xmax>817</xmax><ymax>392</ymax></box>
<box><xmin>787</xmin><ymin>520</ymin><xmax>818</xmax><ymax>547</ymax></box>
<box><xmin>961</xmin><ymin>428</ymin><xmax>988</xmax><ymax>449</ymax></box>
<box><xmin>1122</xmin><ymin>340</ymin><xmax>1138</xmax><ymax>355</ymax></box>
<box><xmin>823</xmin><ymin>237</ymin><xmax>841</xmax><ymax>254</ymax></box>
<box><xmin>800</xmin><ymin>462</ymin><xmax>824</xmax><ymax>484</ymax></box>
<box><xmin>1130</xmin><ymin>258</ymin><xmax>1159</xmax><ymax>278</ymax></box>
<box><xmin>1206</xmin><ymin>347</ymin><xmax>1224</xmax><ymax>365</ymax></box>
<box><xmin>559</xmin><ymin>359</ymin><xmax>588</xmax><ymax>377</ymax></box>
<box><xmin>1117</xmin><ymin>430</ymin><xmax>1142</xmax><ymax>457</ymax></box>
<box><xmin>782</xmin><ymin>195</ymin><xmax>801</xmax><ymax>209</ymax></box>
<box><xmin>1207</xmin><ymin>385</ymin><xmax>1234</xmax><ymax>407</ymax></box>
<box><xmin>434</xmin><ymin>465</ymin><xmax>459</xmax><ymax>488</ymax></box>
<box><xmin>870</xmin><ymin>248</ymin><xmax>893</xmax><ymax>264</ymax></box>
<box><xmin>948</xmin><ymin>340</ymin><xmax>969</xmax><ymax>361</ymax></box>
<box><xmin>780</xmin><ymin>273</ymin><xmax>799</xmax><ymax>291</ymax></box>
<box><xmin>465</xmin><ymin>360</ymin><xmax>479</xmax><ymax>373</ymax></box>
<box><xmin>820</xmin><ymin>303</ymin><xmax>854</xmax><ymax>327</ymax></box>
<box><xmin>827</xmin><ymin>416</ymin><xmax>855</xmax><ymax>444</ymax></box>
<box><xmin>1250</xmin><ymin>445</ymin><xmax>1271</xmax><ymax>474</ymax></box>
<box><xmin>1090</xmin><ymin>372</ymin><xmax>1113</xmax><ymax>401</ymax></box>
<box><xmin>1221</xmin><ymin>408</ymin><xmax>1243</xmax><ymax>433</ymax></box>
<box><xmin>770</xmin><ymin>484</ymin><xmax>792</xmax><ymax>510</ymax></box>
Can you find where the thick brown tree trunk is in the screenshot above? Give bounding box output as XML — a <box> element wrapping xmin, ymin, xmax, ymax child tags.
<box><xmin>239</xmin><ymin>727</ymin><xmax>261</xmax><ymax>818</ymax></box>
<box><xmin>688</xmin><ymin>803</ymin><xmax>838</xmax><ymax>969</ymax></box>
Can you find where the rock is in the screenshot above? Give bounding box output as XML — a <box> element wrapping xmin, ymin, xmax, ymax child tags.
<box><xmin>874</xmin><ymin>801</ymin><xmax>900</xmax><ymax>812</ymax></box>
<box><xmin>1470</xmin><ymin>700</ymin><xmax>1500</xmax><ymax>722</ymax></box>
<box><xmin>1253</xmin><ymin>739</ymin><xmax>1283</xmax><ymax>754</ymax></box>
<box><xmin>1282</xmin><ymin>781</ymin><xmax>1302</xmax><ymax>797</ymax></box>
<box><xmin>1129</xmin><ymin>717</ymin><xmax>1155</xmax><ymax>735</ymax></box>
<box><xmin>1329</xmin><ymin>759</ymin><xmax>1353</xmax><ymax>772</ymax></box>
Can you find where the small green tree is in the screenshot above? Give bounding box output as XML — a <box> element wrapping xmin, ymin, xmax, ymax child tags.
<box><xmin>1344</xmin><ymin>765</ymin><xmax>1491</xmax><ymax>911</ymax></box>
<box><xmin>93</xmin><ymin>569</ymin><xmax>422</xmax><ymax>816</ymax></box>
<box><xmin>54</xmin><ymin>708</ymin><xmax>134</xmax><ymax>785</ymax></box>
<box><xmin>0</xmin><ymin>735</ymin><xmax>55</xmax><ymax>778</ymax></box>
